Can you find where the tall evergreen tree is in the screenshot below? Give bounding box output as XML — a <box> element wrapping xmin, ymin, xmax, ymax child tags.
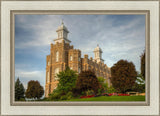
<box><xmin>15</xmin><ymin>78</ymin><xmax>25</xmax><ymax>101</ymax></box>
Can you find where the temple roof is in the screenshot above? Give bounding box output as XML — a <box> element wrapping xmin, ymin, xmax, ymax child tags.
<box><xmin>94</xmin><ymin>44</ymin><xmax>102</xmax><ymax>52</ymax></box>
<box><xmin>56</xmin><ymin>21</ymin><xmax>69</xmax><ymax>33</ymax></box>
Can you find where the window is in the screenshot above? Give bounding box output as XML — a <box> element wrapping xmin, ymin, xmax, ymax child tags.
<box><xmin>61</xmin><ymin>32</ymin><xmax>63</xmax><ymax>37</ymax></box>
<box><xmin>58</xmin><ymin>31</ymin><xmax>62</xmax><ymax>38</ymax></box>
<box><xmin>58</xmin><ymin>33</ymin><xmax>60</xmax><ymax>38</ymax></box>
<box><xmin>78</xmin><ymin>67</ymin><xmax>81</xmax><ymax>73</ymax></box>
<box><xmin>48</xmin><ymin>61</ymin><xmax>50</xmax><ymax>65</ymax></box>
<box><xmin>70</xmin><ymin>55</ymin><xmax>73</xmax><ymax>61</ymax></box>
<box><xmin>97</xmin><ymin>53</ymin><xmax>98</xmax><ymax>57</ymax></box>
<box><xmin>56</xmin><ymin>51</ymin><xmax>59</xmax><ymax>62</ymax></box>
<box><xmin>79</xmin><ymin>57</ymin><xmax>81</xmax><ymax>62</ymax></box>
<box><xmin>55</xmin><ymin>68</ymin><xmax>59</xmax><ymax>80</ymax></box>
<box><xmin>47</xmin><ymin>72</ymin><xmax>49</xmax><ymax>83</ymax></box>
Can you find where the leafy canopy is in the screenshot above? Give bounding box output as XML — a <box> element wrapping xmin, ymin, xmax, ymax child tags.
<box><xmin>76</xmin><ymin>70</ymin><xmax>100</xmax><ymax>94</ymax></box>
<box><xmin>25</xmin><ymin>80</ymin><xmax>44</xmax><ymax>99</ymax></box>
<box><xmin>111</xmin><ymin>60</ymin><xmax>137</xmax><ymax>93</ymax></box>
<box><xmin>57</xmin><ymin>67</ymin><xmax>78</xmax><ymax>94</ymax></box>
<box><xmin>49</xmin><ymin>67</ymin><xmax>78</xmax><ymax>100</ymax></box>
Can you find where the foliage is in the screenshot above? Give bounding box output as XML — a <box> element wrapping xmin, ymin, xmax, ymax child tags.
<box><xmin>15</xmin><ymin>78</ymin><xmax>25</xmax><ymax>101</ymax></box>
<box><xmin>141</xmin><ymin>52</ymin><xmax>145</xmax><ymax>79</ymax></box>
<box><xmin>133</xmin><ymin>73</ymin><xmax>145</xmax><ymax>93</ymax></box>
<box><xmin>107</xmin><ymin>86</ymin><xmax>116</xmax><ymax>93</ymax></box>
<box><xmin>49</xmin><ymin>90</ymin><xmax>73</xmax><ymax>101</ymax></box>
<box><xmin>97</xmin><ymin>77</ymin><xmax>116</xmax><ymax>94</ymax></box>
<box><xmin>76</xmin><ymin>70</ymin><xmax>100</xmax><ymax>94</ymax></box>
<box><xmin>49</xmin><ymin>67</ymin><xmax>77</xmax><ymax>100</ymax></box>
<box><xmin>49</xmin><ymin>91</ymin><xmax>62</xmax><ymax>101</ymax></box>
<box><xmin>25</xmin><ymin>80</ymin><xmax>44</xmax><ymax>100</ymax></box>
<box><xmin>72</xmin><ymin>88</ymin><xmax>82</xmax><ymax>97</ymax></box>
<box><xmin>60</xmin><ymin>91</ymin><xmax>73</xmax><ymax>100</ymax></box>
<box><xmin>86</xmin><ymin>90</ymin><xmax>94</xmax><ymax>96</ymax></box>
<box><xmin>97</xmin><ymin>77</ymin><xmax>105</xmax><ymax>83</ymax></box>
<box><xmin>111</xmin><ymin>60</ymin><xmax>137</xmax><ymax>93</ymax></box>
<box><xmin>57</xmin><ymin>67</ymin><xmax>78</xmax><ymax>94</ymax></box>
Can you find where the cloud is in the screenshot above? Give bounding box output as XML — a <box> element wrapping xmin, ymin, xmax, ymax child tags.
<box><xmin>15</xmin><ymin>69</ymin><xmax>45</xmax><ymax>89</ymax></box>
<box><xmin>15</xmin><ymin>14</ymin><xmax>145</xmax><ymax>89</ymax></box>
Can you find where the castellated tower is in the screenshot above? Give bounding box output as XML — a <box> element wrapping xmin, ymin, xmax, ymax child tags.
<box><xmin>45</xmin><ymin>22</ymin><xmax>111</xmax><ymax>97</ymax></box>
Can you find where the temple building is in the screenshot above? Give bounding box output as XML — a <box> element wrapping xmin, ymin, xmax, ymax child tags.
<box><xmin>45</xmin><ymin>22</ymin><xmax>111</xmax><ymax>97</ymax></box>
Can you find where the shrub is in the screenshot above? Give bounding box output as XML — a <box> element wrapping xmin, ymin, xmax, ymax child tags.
<box><xmin>107</xmin><ymin>86</ymin><xmax>116</xmax><ymax>93</ymax></box>
<box><xmin>60</xmin><ymin>95</ymin><xmax>68</xmax><ymax>100</ymax></box>
<box><xmin>86</xmin><ymin>90</ymin><xmax>94</xmax><ymax>96</ymax></box>
<box><xmin>50</xmin><ymin>92</ymin><xmax>62</xmax><ymax>101</ymax></box>
<box><xmin>66</xmin><ymin>92</ymin><xmax>73</xmax><ymax>100</ymax></box>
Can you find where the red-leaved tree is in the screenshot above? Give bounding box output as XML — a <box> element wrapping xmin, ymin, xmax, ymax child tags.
<box><xmin>111</xmin><ymin>60</ymin><xmax>137</xmax><ymax>93</ymax></box>
<box><xmin>76</xmin><ymin>70</ymin><xmax>100</xmax><ymax>94</ymax></box>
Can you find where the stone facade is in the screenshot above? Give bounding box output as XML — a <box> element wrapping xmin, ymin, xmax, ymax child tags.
<box><xmin>45</xmin><ymin>22</ymin><xmax>111</xmax><ymax>97</ymax></box>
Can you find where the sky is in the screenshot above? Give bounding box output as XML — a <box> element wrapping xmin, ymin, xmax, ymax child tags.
<box><xmin>15</xmin><ymin>14</ymin><xmax>145</xmax><ymax>90</ymax></box>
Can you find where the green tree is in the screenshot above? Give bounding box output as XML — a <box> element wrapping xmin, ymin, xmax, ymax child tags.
<box><xmin>49</xmin><ymin>67</ymin><xmax>78</xmax><ymax>100</ymax></box>
<box><xmin>141</xmin><ymin>52</ymin><xmax>145</xmax><ymax>79</ymax></box>
<box><xmin>76</xmin><ymin>70</ymin><xmax>100</xmax><ymax>95</ymax></box>
<box><xmin>57</xmin><ymin>67</ymin><xmax>78</xmax><ymax>94</ymax></box>
<box><xmin>25</xmin><ymin>80</ymin><xmax>44</xmax><ymax>100</ymax></box>
<box><xmin>111</xmin><ymin>60</ymin><xmax>137</xmax><ymax>93</ymax></box>
<box><xmin>15</xmin><ymin>78</ymin><xmax>25</xmax><ymax>101</ymax></box>
<box><xmin>97</xmin><ymin>77</ymin><xmax>116</xmax><ymax>93</ymax></box>
<box><xmin>97</xmin><ymin>77</ymin><xmax>106</xmax><ymax>94</ymax></box>
<box><xmin>133</xmin><ymin>73</ymin><xmax>145</xmax><ymax>93</ymax></box>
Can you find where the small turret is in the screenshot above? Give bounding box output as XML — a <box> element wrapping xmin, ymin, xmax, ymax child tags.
<box><xmin>93</xmin><ymin>44</ymin><xmax>104</xmax><ymax>63</ymax></box>
<box><xmin>54</xmin><ymin>21</ymin><xmax>71</xmax><ymax>44</ymax></box>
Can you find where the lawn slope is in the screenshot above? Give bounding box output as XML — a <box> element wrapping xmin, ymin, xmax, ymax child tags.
<box><xmin>68</xmin><ymin>96</ymin><xmax>145</xmax><ymax>101</ymax></box>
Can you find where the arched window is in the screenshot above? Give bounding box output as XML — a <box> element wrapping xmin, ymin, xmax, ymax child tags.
<box><xmin>61</xmin><ymin>32</ymin><xmax>63</xmax><ymax>37</ymax></box>
<box><xmin>70</xmin><ymin>55</ymin><xmax>73</xmax><ymax>61</ymax></box>
<box><xmin>56</xmin><ymin>51</ymin><xmax>59</xmax><ymax>62</ymax></box>
<box><xmin>47</xmin><ymin>71</ymin><xmax>49</xmax><ymax>83</ymax></box>
<box><xmin>78</xmin><ymin>67</ymin><xmax>81</xmax><ymax>73</ymax></box>
<box><xmin>97</xmin><ymin>52</ymin><xmax>98</xmax><ymax>57</ymax></box>
<box><xmin>54</xmin><ymin>68</ymin><xmax>59</xmax><ymax>80</ymax></box>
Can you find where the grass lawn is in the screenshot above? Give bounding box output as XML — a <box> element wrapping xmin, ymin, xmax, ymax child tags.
<box><xmin>67</xmin><ymin>96</ymin><xmax>145</xmax><ymax>101</ymax></box>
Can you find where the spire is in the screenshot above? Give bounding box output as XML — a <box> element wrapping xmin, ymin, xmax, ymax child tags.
<box><xmin>93</xmin><ymin>44</ymin><xmax>104</xmax><ymax>63</ymax></box>
<box><xmin>54</xmin><ymin>20</ymin><xmax>71</xmax><ymax>44</ymax></box>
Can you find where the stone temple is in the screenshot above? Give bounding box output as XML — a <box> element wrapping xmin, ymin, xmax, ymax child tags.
<box><xmin>45</xmin><ymin>22</ymin><xmax>111</xmax><ymax>97</ymax></box>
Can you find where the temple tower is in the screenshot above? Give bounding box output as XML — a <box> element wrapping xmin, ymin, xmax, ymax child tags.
<box><xmin>93</xmin><ymin>44</ymin><xmax>104</xmax><ymax>63</ymax></box>
<box><xmin>54</xmin><ymin>21</ymin><xmax>71</xmax><ymax>44</ymax></box>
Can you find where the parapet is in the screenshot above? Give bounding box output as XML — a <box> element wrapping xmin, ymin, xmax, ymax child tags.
<box><xmin>90</xmin><ymin>57</ymin><xmax>93</xmax><ymax>60</ymax></box>
<box><xmin>84</xmin><ymin>54</ymin><xmax>88</xmax><ymax>58</ymax></box>
<box><xmin>51</xmin><ymin>43</ymin><xmax>53</xmax><ymax>47</ymax></box>
<box><xmin>70</xmin><ymin>45</ymin><xmax>74</xmax><ymax>49</ymax></box>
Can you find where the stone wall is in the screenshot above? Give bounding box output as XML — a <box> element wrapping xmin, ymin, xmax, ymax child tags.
<box><xmin>45</xmin><ymin>41</ymin><xmax>111</xmax><ymax>97</ymax></box>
